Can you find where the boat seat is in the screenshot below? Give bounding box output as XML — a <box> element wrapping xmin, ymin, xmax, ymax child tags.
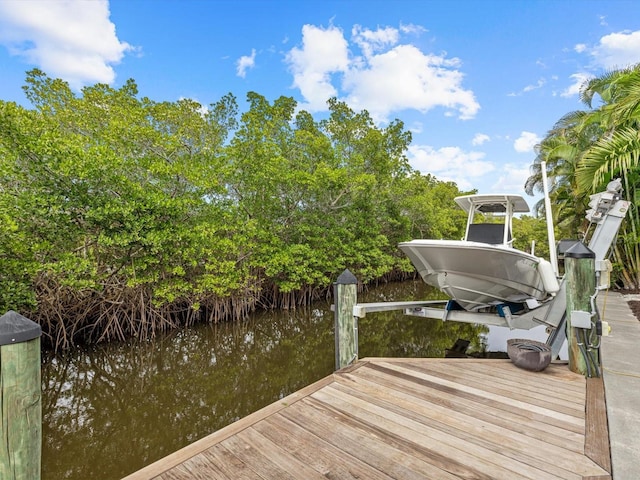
<box><xmin>467</xmin><ymin>224</ymin><xmax>511</xmax><ymax>244</ymax></box>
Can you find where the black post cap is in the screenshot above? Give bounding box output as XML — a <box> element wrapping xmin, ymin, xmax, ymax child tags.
<box><xmin>0</xmin><ymin>311</ymin><xmax>42</xmax><ymax>346</ymax></box>
<box><xmin>564</xmin><ymin>241</ymin><xmax>595</xmax><ymax>259</ymax></box>
<box><xmin>335</xmin><ymin>269</ymin><xmax>357</xmax><ymax>285</ymax></box>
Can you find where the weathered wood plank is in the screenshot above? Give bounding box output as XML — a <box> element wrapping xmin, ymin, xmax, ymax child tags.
<box><xmin>337</xmin><ymin>368</ymin><xmax>586</xmax><ymax>453</ymax></box>
<box><xmin>255</xmin><ymin>414</ymin><xmax>394</xmax><ymax>480</ymax></box>
<box><xmin>220</xmin><ymin>427</ymin><xmax>327</xmax><ymax>479</ymax></box>
<box><xmin>399</xmin><ymin>361</ymin><xmax>586</xmax><ymax>417</ymax></box>
<box><xmin>459</xmin><ymin>360</ymin><xmax>585</xmax><ymax>387</ymax></box>
<box><xmin>328</xmin><ymin>377</ymin><xmax>609</xmax><ymax>479</ymax></box>
<box><xmin>585</xmin><ymin>377</ymin><xmax>612</xmax><ymax>474</ymax></box>
<box><xmin>425</xmin><ymin>360</ymin><xmax>583</xmax><ymax>403</ymax></box>
<box><xmin>157</xmin><ymin>445</ymin><xmax>244</xmax><ymax>480</ymax></box>
<box><xmin>314</xmin><ymin>382</ymin><xmax>602</xmax><ymax>480</ymax></box>
<box><xmin>359</xmin><ymin>362</ymin><xmax>586</xmax><ymax>436</ymax></box>
<box><xmin>432</xmin><ymin>359</ymin><xmax>586</xmax><ymax>403</ymax></box>
<box><xmin>282</xmin><ymin>398</ymin><xmax>465</xmax><ymax>480</ymax></box>
<box><xmin>370</xmin><ymin>361</ymin><xmax>585</xmax><ymax>429</ymax></box>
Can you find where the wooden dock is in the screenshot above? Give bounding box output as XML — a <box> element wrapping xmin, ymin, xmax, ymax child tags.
<box><xmin>123</xmin><ymin>358</ymin><xmax>610</xmax><ymax>480</ymax></box>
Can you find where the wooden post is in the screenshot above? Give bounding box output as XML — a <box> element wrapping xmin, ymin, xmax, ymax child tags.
<box><xmin>334</xmin><ymin>269</ymin><xmax>358</xmax><ymax>370</ymax></box>
<box><xmin>0</xmin><ymin>311</ymin><xmax>42</xmax><ymax>480</ymax></box>
<box><xmin>564</xmin><ymin>242</ymin><xmax>598</xmax><ymax>377</ymax></box>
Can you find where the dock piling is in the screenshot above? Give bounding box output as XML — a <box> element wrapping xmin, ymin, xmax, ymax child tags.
<box><xmin>0</xmin><ymin>311</ymin><xmax>42</xmax><ymax>480</ymax></box>
<box><xmin>565</xmin><ymin>242</ymin><xmax>599</xmax><ymax>377</ymax></box>
<box><xmin>334</xmin><ymin>269</ymin><xmax>358</xmax><ymax>370</ymax></box>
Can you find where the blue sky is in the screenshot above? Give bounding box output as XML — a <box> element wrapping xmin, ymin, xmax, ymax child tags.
<box><xmin>1</xmin><ymin>0</ymin><xmax>640</xmax><ymax>203</ymax></box>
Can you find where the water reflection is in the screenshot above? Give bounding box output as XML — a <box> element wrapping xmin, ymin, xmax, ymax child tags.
<box><xmin>42</xmin><ymin>280</ymin><xmax>490</xmax><ymax>480</ymax></box>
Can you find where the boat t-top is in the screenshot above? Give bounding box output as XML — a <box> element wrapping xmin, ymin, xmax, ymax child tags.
<box><xmin>399</xmin><ymin>193</ymin><xmax>560</xmax><ymax>312</ymax></box>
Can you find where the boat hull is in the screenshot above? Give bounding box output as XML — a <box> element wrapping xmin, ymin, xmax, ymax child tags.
<box><xmin>399</xmin><ymin>239</ymin><xmax>552</xmax><ymax>311</ymax></box>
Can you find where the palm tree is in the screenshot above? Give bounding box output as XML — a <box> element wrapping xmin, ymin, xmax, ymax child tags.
<box><xmin>525</xmin><ymin>110</ymin><xmax>594</xmax><ymax>235</ymax></box>
<box><xmin>526</xmin><ymin>64</ymin><xmax>640</xmax><ymax>287</ymax></box>
<box><xmin>576</xmin><ymin>65</ymin><xmax>640</xmax><ymax>288</ymax></box>
<box><xmin>576</xmin><ymin>65</ymin><xmax>640</xmax><ymax>192</ymax></box>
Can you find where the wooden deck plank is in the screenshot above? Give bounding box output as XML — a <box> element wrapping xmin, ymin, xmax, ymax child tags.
<box><xmin>157</xmin><ymin>445</ymin><xmax>260</xmax><ymax>480</ymax></box>
<box><xmin>333</xmin><ymin>371</ymin><xmax>585</xmax><ymax>456</ymax></box>
<box><xmin>312</xmin><ymin>384</ymin><xmax>571</xmax><ymax>480</ymax></box>
<box><xmin>220</xmin><ymin>427</ymin><xmax>329</xmax><ymax>479</ymax></box>
<box><xmin>585</xmin><ymin>377</ymin><xmax>612</xmax><ymax>474</ymax></box>
<box><xmin>281</xmin><ymin>397</ymin><xmax>464</xmax><ymax>480</ymax></box>
<box><xmin>255</xmin><ymin>414</ymin><xmax>396</xmax><ymax>480</ymax></box>
<box><xmin>406</xmin><ymin>359</ymin><xmax>586</xmax><ymax>391</ymax></box>
<box><xmin>339</xmin><ymin>365</ymin><xmax>586</xmax><ymax>450</ymax></box>
<box><xmin>367</xmin><ymin>361</ymin><xmax>585</xmax><ymax>431</ymax></box>
<box><xmin>397</xmin><ymin>361</ymin><xmax>586</xmax><ymax>417</ymax></box>
<box><xmin>314</xmin><ymin>382</ymin><xmax>604</xmax><ymax>479</ymax></box>
<box><xmin>429</xmin><ymin>360</ymin><xmax>586</xmax><ymax>404</ymax></box>
<box><xmin>123</xmin><ymin>358</ymin><xmax>611</xmax><ymax>480</ymax></box>
<box><xmin>404</xmin><ymin>360</ymin><xmax>585</xmax><ymax>410</ymax></box>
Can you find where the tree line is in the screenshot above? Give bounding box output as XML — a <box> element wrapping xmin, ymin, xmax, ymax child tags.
<box><xmin>2</xmin><ymin>66</ymin><xmax>638</xmax><ymax>350</ymax></box>
<box><xmin>1</xmin><ymin>70</ymin><xmax>471</xmax><ymax>350</ymax></box>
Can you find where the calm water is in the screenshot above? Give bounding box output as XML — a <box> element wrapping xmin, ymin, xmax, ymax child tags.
<box><xmin>42</xmin><ymin>280</ymin><xmax>506</xmax><ymax>480</ymax></box>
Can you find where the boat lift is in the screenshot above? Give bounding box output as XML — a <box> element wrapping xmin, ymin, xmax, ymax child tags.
<box><xmin>352</xmin><ymin>182</ymin><xmax>630</xmax><ymax>359</ymax></box>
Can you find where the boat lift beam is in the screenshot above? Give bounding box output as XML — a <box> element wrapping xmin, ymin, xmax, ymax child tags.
<box><xmin>352</xmin><ymin>300</ymin><xmax>553</xmax><ymax>330</ymax></box>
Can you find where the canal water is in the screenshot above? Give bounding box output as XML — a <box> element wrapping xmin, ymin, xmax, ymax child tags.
<box><xmin>41</xmin><ymin>280</ymin><xmax>548</xmax><ymax>479</ymax></box>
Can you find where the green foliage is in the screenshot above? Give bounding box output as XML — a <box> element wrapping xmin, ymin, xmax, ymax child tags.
<box><xmin>511</xmin><ymin>215</ymin><xmax>558</xmax><ymax>260</ymax></box>
<box><xmin>397</xmin><ymin>172</ymin><xmax>470</xmax><ymax>240</ymax></box>
<box><xmin>525</xmin><ymin>64</ymin><xmax>640</xmax><ymax>288</ymax></box>
<box><xmin>0</xmin><ymin>70</ymin><xmax>470</xmax><ymax>347</ymax></box>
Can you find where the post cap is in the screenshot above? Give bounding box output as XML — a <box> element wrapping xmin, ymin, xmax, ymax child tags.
<box><xmin>0</xmin><ymin>311</ymin><xmax>42</xmax><ymax>345</ymax></box>
<box><xmin>564</xmin><ymin>241</ymin><xmax>595</xmax><ymax>259</ymax></box>
<box><xmin>335</xmin><ymin>269</ymin><xmax>357</xmax><ymax>285</ymax></box>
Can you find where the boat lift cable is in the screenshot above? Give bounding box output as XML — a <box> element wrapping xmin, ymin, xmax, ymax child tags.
<box><xmin>575</xmin><ymin>289</ymin><xmax>603</xmax><ymax>378</ymax></box>
<box><xmin>577</xmin><ymin>335</ymin><xmax>592</xmax><ymax>378</ymax></box>
<box><xmin>589</xmin><ymin>290</ymin><xmax>602</xmax><ymax>349</ymax></box>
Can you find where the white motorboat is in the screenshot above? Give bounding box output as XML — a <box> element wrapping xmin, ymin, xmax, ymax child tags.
<box><xmin>399</xmin><ymin>194</ymin><xmax>560</xmax><ymax>312</ymax></box>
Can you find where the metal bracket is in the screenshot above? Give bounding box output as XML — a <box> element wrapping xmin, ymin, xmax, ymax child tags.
<box><xmin>571</xmin><ymin>310</ymin><xmax>593</xmax><ymax>329</ymax></box>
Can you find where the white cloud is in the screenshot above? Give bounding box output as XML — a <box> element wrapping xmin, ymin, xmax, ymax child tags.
<box><xmin>490</xmin><ymin>162</ymin><xmax>532</xmax><ymax>194</ymax></box>
<box><xmin>514</xmin><ymin>131</ymin><xmax>540</xmax><ymax>153</ymax></box>
<box><xmin>0</xmin><ymin>0</ymin><xmax>134</xmax><ymax>88</ymax></box>
<box><xmin>564</xmin><ymin>31</ymin><xmax>640</xmax><ymax>99</ymax></box>
<box><xmin>509</xmin><ymin>78</ymin><xmax>547</xmax><ymax>97</ymax></box>
<box><xmin>523</xmin><ymin>78</ymin><xmax>546</xmax><ymax>92</ymax></box>
<box><xmin>285</xmin><ymin>23</ymin><xmax>479</xmax><ymax>122</ymax></box>
<box><xmin>472</xmin><ymin>133</ymin><xmax>490</xmax><ymax>146</ymax></box>
<box><xmin>352</xmin><ymin>24</ymin><xmax>398</xmax><ymax>59</ymax></box>
<box><xmin>285</xmin><ymin>24</ymin><xmax>350</xmax><ymax>111</ymax></box>
<box><xmin>560</xmin><ymin>72</ymin><xmax>591</xmax><ymax>97</ymax></box>
<box><xmin>590</xmin><ymin>30</ymin><xmax>640</xmax><ymax>69</ymax></box>
<box><xmin>407</xmin><ymin>144</ymin><xmax>495</xmax><ymax>190</ymax></box>
<box><xmin>409</xmin><ymin>121</ymin><xmax>423</xmax><ymax>134</ymax></box>
<box><xmin>399</xmin><ymin>23</ymin><xmax>427</xmax><ymax>35</ymax></box>
<box><xmin>236</xmin><ymin>49</ymin><xmax>256</xmax><ymax>78</ymax></box>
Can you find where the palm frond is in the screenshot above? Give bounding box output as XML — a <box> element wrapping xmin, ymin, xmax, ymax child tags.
<box><xmin>577</xmin><ymin>126</ymin><xmax>640</xmax><ymax>192</ymax></box>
